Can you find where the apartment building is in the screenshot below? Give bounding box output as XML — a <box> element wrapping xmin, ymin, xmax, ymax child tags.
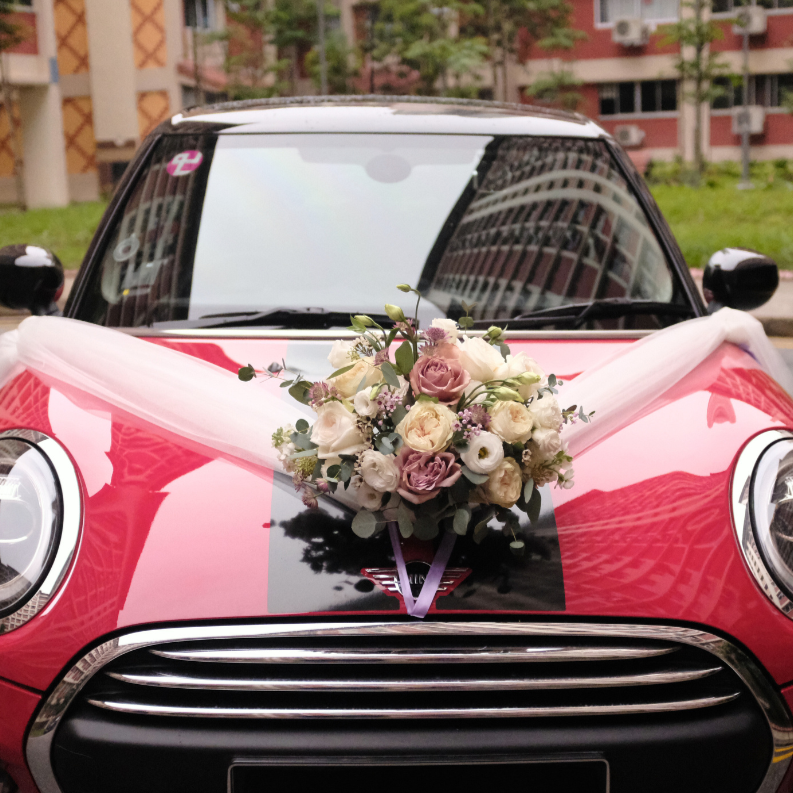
<box><xmin>516</xmin><ymin>1</ymin><xmax>793</xmax><ymax>164</ymax></box>
<box><xmin>0</xmin><ymin>0</ymin><xmax>235</xmax><ymax>207</ymax></box>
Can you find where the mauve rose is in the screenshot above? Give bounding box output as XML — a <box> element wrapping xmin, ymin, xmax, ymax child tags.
<box><xmin>396</xmin><ymin>447</ymin><xmax>462</xmax><ymax>505</ymax></box>
<box><xmin>409</xmin><ymin>343</ymin><xmax>470</xmax><ymax>405</ymax></box>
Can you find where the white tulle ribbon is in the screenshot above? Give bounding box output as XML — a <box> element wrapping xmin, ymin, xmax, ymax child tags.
<box><xmin>0</xmin><ymin>309</ymin><xmax>789</xmax><ymax>471</ymax></box>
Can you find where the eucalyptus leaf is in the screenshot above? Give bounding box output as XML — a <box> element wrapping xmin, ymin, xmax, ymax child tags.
<box><xmin>288</xmin><ymin>381</ymin><xmax>312</xmax><ymax>405</ymax></box>
<box><xmin>238</xmin><ymin>365</ymin><xmax>256</xmax><ymax>382</ymax></box>
<box><xmin>326</xmin><ymin>464</ymin><xmax>341</xmax><ymax>479</ymax></box>
<box><xmin>327</xmin><ymin>364</ymin><xmax>355</xmax><ymax>379</ymax></box>
<box><xmin>380</xmin><ymin>361</ymin><xmax>401</xmax><ymax>389</ymax></box>
<box><xmin>397</xmin><ymin>501</ymin><xmax>414</xmax><ymax>538</ymax></box>
<box><xmin>461</xmin><ymin>466</ymin><xmax>489</xmax><ymax>485</ymax></box>
<box><xmin>453</xmin><ymin>507</ymin><xmax>471</xmax><ymax>536</ymax></box>
<box><xmin>351</xmin><ymin>510</ymin><xmax>378</xmax><ymax>538</ymax></box>
<box><xmin>510</xmin><ymin>540</ymin><xmax>525</xmax><ymax>556</ymax></box>
<box><xmin>473</xmin><ymin>520</ymin><xmax>490</xmax><ymax>544</ymax></box>
<box><xmin>395</xmin><ymin>341</ymin><xmax>415</xmax><ymax>375</ymax></box>
<box><xmin>288</xmin><ymin>448</ymin><xmax>319</xmax><ymax>460</ymax></box>
<box><xmin>312</xmin><ymin>459</ymin><xmax>323</xmax><ymax>480</ymax></box>
<box><xmin>279</xmin><ymin>379</ymin><xmax>294</xmax><ymax>388</ymax></box>
<box><xmin>523</xmin><ymin>478</ymin><xmax>535</xmax><ymax>503</ymax></box>
<box><xmin>375</xmin><ymin>436</ymin><xmax>394</xmax><ymax>455</ymax></box>
<box><xmin>527</xmin><ymin>486</ymin><xmax>542</xmax><ymax>524</ymax></box>
<box><xmin>293</xmin><ymin>433</ymin><xmax>316</xmax><ymax>451</ymax></box>
<box><xmin>391</xmin><ymin>405</ymin><xmax>407</xmax><ymax>427</ymax></box>
<box><xmin>340</xmin><ymin>459</ymin><xmax>355</xmax><ymax>482</ymax></box>
<box><xmin>548</xmin><ymin>374</ymin><xmax>557</xmax><ymax>388</ymax></box>
<box><xmin>413</xmin><ymin>515</ymin><xmax>439</xmax><ymax>540</ymax></box>
<box><xmin>295</xmin><ymin>419</ymin><xmax>309</xmax><ymax>433</ymax></box>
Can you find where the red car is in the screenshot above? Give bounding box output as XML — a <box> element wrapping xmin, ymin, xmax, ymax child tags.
<box><xmin>0</xmin><ymin>97</ymin><xmax>790</xmax><ymax>793</ymax></box>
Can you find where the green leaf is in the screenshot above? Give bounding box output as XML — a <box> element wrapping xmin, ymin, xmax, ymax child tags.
<box><xmin>288</xmin><ymin>448</ymin><xmax>318</xmax><ymax>460</ymax></box>
<box><xmin>473</xmin><ymin>520</ymin><xmax>490</xmax><ymax>544</ymax></box>
<box><xmin>413</xmin><ymin>515</ymin><xmax>439</xmax><ymax>540</ymax></box>
<box><xmin>395</xmin><ymin>341</ymin><xmax>415</xmax><ymax>375</ymax></box>
<box><xmin>380</xmin><ymin>361</ymin><xmax>401</xmax><ymax>389</ymax></box>
<box><xmin>356</xmin><ymin>375</ymin><xmax>369</xmax><ymax>393</ymax></box>
<box><xmin>527</xmin><ymin>486</ymin><xmax>542</xmax><ymax>524</ymax></box>
<box><xmin>397</xmin><ymin>501</ymin><xmax>414</xmax><ymax>538</ymax></box>
<box><xmin>326</xmin><ymin>464</ymin><xmax>341</xmax><ymax>479</ymax></box>
<box><xmin>498</xmin><ymin>342</ymin><xmax>510</xmax><ymax>361</ymax></box>
<box><xmin>458</xmin><ymin>316</ymin><xmax>474</xmax><ymax>329</ymax></box>
<box><xmin>279</xmin><ymin>379</ymin><xmax>294</xmax><ymax>388</ymax></box>
<box><xmin>523</xmin><ymin>479</ymin><xmax>535</xmax><ymax>503</ymax></box>
<box><xmin>295</xmin><ymin>418</ymin><xmax>309</xmax><ymax>433</ymax></box>
<box><xmin>327</xmin><ymin>364</ymin><xmax>355</xmax><ymax>379</ymax></box>
<box><xmin>391</xmin><ymin>405</ymin><xmax>408</xmax><ymax>427</ymax></box>
<box><xmin>351</xmin><ymin>510</ymin><xmax>378</xmax><ymax>538</ymax></box>
<box><xmin>339</xmin><ymin>458</ymin><xmax>355</xmax><ymax>482</ymax></box>
<box><xmin>461</xmin><ymin>465</ymin><xmax>489</xmax><ymax>485</ymax></box>
<box><xmin>288</xmin><ymin>381</ymin><xmax>312</xmax><ymax>405</ymax></box>
<box><xmin>548</xmin><ymin>374</ymin><xmax>557</xmax><ymax>388</ymax></box>
<box><xmin>238</xmin><ymin>365</ymin><xmax>256</xmax><ymax>381</ymax></box>
<box><xmin>453</xmin><ymin>507</ymin><xmax>471</xmax><ymax>536</ymax></box>
<box><xmin>388</xmin><ymin>432</ymin><xmax>403</xmax><ymax>453</ymax></box>
<box><xmin>416</xmin><ymin>394</ymin><xmax>439</xmax><ymax>403</ymax></box>
<box><xmin>312</xmin><ymin>458</ymin><xmax>323</xmax><ymax>480</ymax></box>
<box><xmin>293</xmin><ymin>432</ymin><xmax>316</xmax><ymax>451</ymax></box>
<box><xmin>510</xmin><ymin>540</ymin><xmax>525</xmax><ymax>557</ymax></box>
<box><xmin>375</xmin><ymin>435</ymin><xmax>394</xmax><ymax>455</ymax></box>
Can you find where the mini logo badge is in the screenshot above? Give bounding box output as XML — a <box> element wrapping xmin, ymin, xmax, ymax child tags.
<box><xmin>361</xmin><ymin>563</ymin><xmax>470</xmax><ymax>607</ymax></box>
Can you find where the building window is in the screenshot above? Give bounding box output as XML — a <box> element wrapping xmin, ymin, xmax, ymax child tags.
<box><xmin>712</xmin><ymin>74</ymin><xmax>793</xmax><ymax>108</ymax></box>
<box><xmin>599</xmin><ymin>0</ymin><xmax>679</xmax><ymax>23</ymax></box>
<box><xmin>600</xmin><ymin>81</ymin><xmax>677</xmax><ymax>115</ymax></box>
<box><xmin>712</xmin><ymin>0</ymin><xmax>793</xmax><ymax>11</ymax></box>
<box><xmin>184</xmin><ymin>0</ymin><xmax>215</xmax><ymax>29</ymax></box>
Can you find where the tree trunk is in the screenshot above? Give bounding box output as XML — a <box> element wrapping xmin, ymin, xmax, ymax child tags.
<box><xmin>0</xmin><ymin>53</ymin><xmax>24</xmax><ymax>210</ymax></box>
<box><xmin>693</xmin><ymin>0</ymin><xmax>704</xmax><ymax>177</ymax></box>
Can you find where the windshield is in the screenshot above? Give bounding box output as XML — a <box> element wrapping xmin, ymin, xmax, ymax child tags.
<box><xmin>75</xmin><ymin>132</ymin><xmax>691</xmax><ymax>330</ymax></box>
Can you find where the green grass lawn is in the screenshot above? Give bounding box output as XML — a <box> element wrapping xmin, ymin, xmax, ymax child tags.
<box><xmin>651</xmin><ymin>182</ymin><xmax>793</xmax><ymax>270</ymax></box>
<box><xmin>0</xmin><ymin>201</ymin><xmax>107</xmax><ymax>269</ymax></box>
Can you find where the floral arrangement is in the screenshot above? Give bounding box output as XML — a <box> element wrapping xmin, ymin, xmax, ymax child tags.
<box><xmin>240</xmin><ymin>285</ymin><xmax>590</xmax><ymax>556</ymax></box>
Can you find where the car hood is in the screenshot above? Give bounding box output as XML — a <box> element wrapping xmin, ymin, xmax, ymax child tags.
<box><xmin>3</xmin><ymin>333</ymin><xmax>793</xmax><ymax>690</ymax></box>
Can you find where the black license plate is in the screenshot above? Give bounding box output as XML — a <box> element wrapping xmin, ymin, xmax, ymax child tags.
<box><xmin>230</xmin><ymin>759</ymin><xmax>608</xmax><ymax>792</ymax></box>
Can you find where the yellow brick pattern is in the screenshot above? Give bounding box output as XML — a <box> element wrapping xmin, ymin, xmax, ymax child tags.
<box><xmin>131</xmin><ymin>0</ymin><xmax>167</xmax><ymax>69</ymax></box>
<box><xmin>54</xmin><ymin>0</ymin><xmax>90</xmax><ymax>75</ymax></box>
<box><xmin>137</xmin><ymin>90</ymin><xmax>170</xmax><ymax>138</ymax></box>
<box><xmin>62</xmin><ymin>96</ymin><xmax>97</xmax><ymax>174</ymax></box>
<box><xmin>0</xmin><ymin>101</ymin><xmax>22</xmax><ymax>179</ymax></box>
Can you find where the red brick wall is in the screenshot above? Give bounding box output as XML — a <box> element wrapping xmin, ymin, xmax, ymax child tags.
<box><xmin>598</xmin><ymin>115</ymin><xmax>679</xmax><ymax>148</ymax></box>
<box><xmin>711</xmin><ymin>13</ymin><xmax>793</xmax><ymax>53</ymax></box>
<box><xmin>711</xmin><ymin>111</ymin><xmax>793</xmax><ymax>146</ymax></box>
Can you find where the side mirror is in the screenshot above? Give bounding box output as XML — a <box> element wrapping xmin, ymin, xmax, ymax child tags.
<box><xmin>0</xmin><ymin>245</ymin><xmax>64</xmax><ymax>315</ymax></box>
<box><xmin>703</xmin><ymin>247</ymin><xmax>779</xmax><ymax>313</ymax></box>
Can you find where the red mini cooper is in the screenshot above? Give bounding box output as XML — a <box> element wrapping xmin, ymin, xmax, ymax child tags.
<box><xmin>0</xmin><ymin>97</ymin><xmax>789</xmax><ymax>793</ymax></box>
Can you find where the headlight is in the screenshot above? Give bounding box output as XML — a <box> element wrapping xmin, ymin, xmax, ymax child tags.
<box><xmin>733</xmin><ymin>430</ymin><xmax>793</xmax><ymax>618</ymax></box>
<box><xmin>0</xmin><ymin>430</ymin><xmax>80</xmax><ymax>631</ymax></box>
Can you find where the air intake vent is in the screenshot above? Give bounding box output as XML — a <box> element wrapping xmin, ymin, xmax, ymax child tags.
<box><xmin>80</xmin><ymin>629</ymin><xmax>739</xmax><ymax>720</ymax></box>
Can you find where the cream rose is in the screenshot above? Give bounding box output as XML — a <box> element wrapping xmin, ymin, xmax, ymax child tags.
<box><xmin>395</xmin><ymin>402</ymin><xmax>456</xmax><ymax>453</ymax></box>
<box><xmin>328</xmin><ymin>339</ymin><xmax>355</xmax><ymax>369</ymax></box>
<box><xmin>431</xmin><ymin>317</ymin><xmax>460</xmax><ymax>341</ymax></box>
<box><xmin>458</xmin><ymin>336</ymin><xmax>504</xmax><ymax>382</ymax></box>
<box><xmin>532</xmin><ymin>427</ymin><xmax>562</xmax><ymax>456</ymax></box>
<box><xmin>359</xmin><ymin>449</ymin><xmax>399</xmax><ymax>492</ymax></box>
<box><xmin>460</xmin><ymin>431</ymin><xmax>504</xmax><ymax>474</ymax></box>
<box><xmin>529</xmin><ymin>397</ymin><xmax>562</xmax><ymax>431</ymax></box>
<box><xmin>353</xmin><ymin>389</ymin><xmax>379</xmax><ymax>418</ymax></box>
<box><xmin>484</xmin><ymin>458</ymin><xmax>523</xmax><ymax>509</ymax></box>
<box><xmin>330</xmin><ymin>357</ymin><xmax>379</xmax><ymax>399</ymax></box>
<box><xmin>350</xmin><ymin>476</ymin><xmax>384</xmax><ymax>510</ymax></box>
<box><xmin>312</xmin><ymin>401</ymin><xmax>368</xmax><ymax>458</ymax></box>
<box><xmin>489</xmin><ymin>400</ymin><xmax>534</xmax><ymax>444</ymax></box>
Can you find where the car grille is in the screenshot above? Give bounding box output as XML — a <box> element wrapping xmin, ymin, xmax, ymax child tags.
<box><xmin>80</xmin><ymin>626</ymin><xmax>741</xmax><ymax>720</ymax></box>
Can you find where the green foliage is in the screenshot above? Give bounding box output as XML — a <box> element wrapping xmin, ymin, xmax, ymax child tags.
<box><xmin>0</xmin><ymin>0</ymin><xmax>27</xmax><ymax>52</ymax></box>
<box><xmin>525</xmin><ymin>66</ymin><xmax>583</xmax><ymax>111</ymax></box>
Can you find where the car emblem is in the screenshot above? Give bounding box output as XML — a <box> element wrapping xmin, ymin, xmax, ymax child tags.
<box><xmin>361</xmin><ymin>562</ymin><xmax>471</xmax><ymax>604</ymax></box>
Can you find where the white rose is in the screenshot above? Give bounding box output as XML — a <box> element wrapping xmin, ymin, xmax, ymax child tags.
<box><xmin>350</xmin><ymin>476</ymin><xmax>384</xmax><ymax>510</ymax></box>
<box><xmin>359</xmin><ymin>449</ymin><xmax>399</xmax><ymax>492</ymax></box>
<box><xmin>484</xmin><ymin>458</ymin><xmax>523</xmax><ymax>509</ymax></box>
<box><xmin>558</xmin><ymin>468</ymin><xmax>575</xmax><ymax>489</ymax></box>
<box><xmin>353</xmin><ymin>389</ymin><xmax>379</xmax><ymax>418</ymax></box>
<box><xmin>460</xmin><ymin>431</ymin><xmax>504</xmax><ymax>474</ymax></box>
<box><xmin>532</xmin><ymin>427</ymin><xmax>562</xmax><ymax>456</ymax></box>
<box><xmin>328</xmin><ymin>339</ymin><xmax>355</xmax><ymax>369</ymax></box>
<box><xmin>330</xmin><ymin>357</ymin><xmax>379</xmax><ymax>399</ymax></box>
<box><xmin>529</xmin><ymin>397</ymin><xmax>562</xmax><ymax>431</ymax></box>
<box><xmin>458</xmin><ymin>336</ymin><xmax>504</xmax><ymax>382</ymax></box>
<box><xmin>495</xmin><ymin>352</ymin><xmax>545</xmax><ymax>399</ymax></box>
<box><xmin>312</xmin><ymin>401</ymin><xmax>368</xmax><ymax>458</ymax></box>
<box><xmin>489</xmin><ymin>400</ymin><xmax>534</xmax><ymax>444</ymax></box>
<box><xmin>394</xmin><ymin>402</ymin><xmax>456</xmax><ymax>453</ymax></box>
<box><xmin>431</xmin><ymin>317</ymin><xmax>459</xmax><ymax>340</ymax></box>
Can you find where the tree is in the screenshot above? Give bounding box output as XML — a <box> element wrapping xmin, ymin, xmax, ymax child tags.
<box><xmin>369</xmin><ymin>0</ymin><xmax>488</xmax><ymax>97</ymax></box>
<box><xmin>0</xmin><ymin>0</ymin><xmax>26</xmax><ymax>208</ymax></box>
<box><xmin>463</xmin><ymin>0</ymin><xmax>583</xmax><ymax>103</ymax></box>
<box><xmin>525</xmin><ymin>66</ymin><xmax>582</xmax><ymax>111</ymax></box>
<box><xmin>662</xmin><ymin>0</ymin><xmax>730</xmax><ymax>177</ymax></box>
<box><xmin>305</xmin><ymin>29</ymin><xmax>359</xmax><ymax>95</ymax></box>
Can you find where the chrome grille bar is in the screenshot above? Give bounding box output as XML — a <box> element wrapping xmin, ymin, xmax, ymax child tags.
<box><xmin>106</xmin><ymin>666</ymin><xmax>721</xmax><ymax>692</ymax></box>
<box><xmin>85</xmin><ymin>693</ymin><xmax>741</xmax><ymax>720</ymax></box>
<box><xmin>150</xmin><ymin>644</ymin><xmax>678</xmax><ymax>664</ymax></box>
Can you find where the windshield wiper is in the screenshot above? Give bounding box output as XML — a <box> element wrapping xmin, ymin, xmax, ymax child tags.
<box><xmin>152</xmin><ymin>308</ymin><xmax>394</xmax><ymax>331</ymax></box>
<box><xmin>474</xmin><ymin>298</ymin><xmax>695</xmax><ymax>330</ymax></box>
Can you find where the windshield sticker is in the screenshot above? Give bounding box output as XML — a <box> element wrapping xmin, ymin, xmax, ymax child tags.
<box><xmin>167</xmin><ymin>150</ymin><xmax>204</xmax><ymax>177</ymax></box>
<box><xmin>113</xmin><ymin>233</ymin><xmax>140</xmax><ymax>263</ymax></box>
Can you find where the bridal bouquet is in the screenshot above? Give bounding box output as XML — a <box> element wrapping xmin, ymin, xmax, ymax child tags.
<box><xmin>241</xmin><ymin>285</ymin><xmax>589</xmax><ymax>556</ymax></box>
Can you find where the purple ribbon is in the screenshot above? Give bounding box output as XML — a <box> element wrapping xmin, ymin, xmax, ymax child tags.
<box><xmin>387</xmin><ymin>522</ymin><xmax>456</xmax><ymax>619</ymax></box>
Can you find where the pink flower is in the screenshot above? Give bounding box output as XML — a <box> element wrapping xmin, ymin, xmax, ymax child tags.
<box><xmin>409</xmin><ymin>343</ymin><xmax>470</xmax><ymax>405</ymax></box>
<box><xmin>396</xmin><ymin>447</ymin><xmax>462</xmax><ymax>505</ymax></box>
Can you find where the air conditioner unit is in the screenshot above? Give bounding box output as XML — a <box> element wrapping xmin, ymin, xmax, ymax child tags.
<box><xmin>733</xmin><ymin>5</ymin><xmax>766</xmax><ymax>36</ymax></box>
<box><xmin>614</xmin><ymin>124</ymin><xmax>646</xmax><ymax>148</ymax></box>
<box><xmin>612</xmin><ymin>18</ymin><xmax>650</xmax><ymax>47</ymax></box>
<box><xmin>732</xmin><ymin>105</ymin><xmax>766</xmax><ymax>135</ymax></box>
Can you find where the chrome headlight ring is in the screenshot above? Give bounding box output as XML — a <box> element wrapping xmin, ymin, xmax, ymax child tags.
<box><xmin>0</xmin><ymin>429</ymin><xmax>81</xmax><ymax>633</ymax></box>
<box><xmin>733</xmin><ymin>429</ymin><xmax>793</xmax><ymax>619</ymax></box>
